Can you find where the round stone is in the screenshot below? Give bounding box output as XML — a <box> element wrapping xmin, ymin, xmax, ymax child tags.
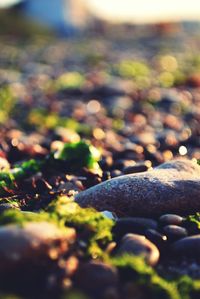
<box><xmin>145</xmin><ymin>229</ymin><xmax>167</xmax><ymax>250</ymax></box>
<box><xmin>162</xmin><ymin>225</ymin><xmax>188</xmax><ymax>242</ymax></box>
<box><xmin>171</xmin><ymin>235</ymin><xmax>200</xmax><ymax>257</ymax></box>
<box><xmin>159</xmin><ymin>214</ymin><xmax>184</xmax><ymax>226</ymax></box>
<box><xmin>74</xmin><ymin>261</ymin><xmax>118</xmax><ymax>295</ymax></box>
<box><xmin>112</xmin><ymin>217</ymin><xmax>158</xmax><ymax>241</ymax></box>
<box><xmin>118</xmin><ymin>233</ymin><xmax>160</xmax><ymax>266</ymax></box>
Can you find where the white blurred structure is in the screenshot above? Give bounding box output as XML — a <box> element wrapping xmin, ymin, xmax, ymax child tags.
<box><xmin>3</xmin><ymin>0</ymin><xmax>200</xmax><ymax>32</ymax></box>
<box><xmin>87</xmin><ymin>0</ymin><xmax>200</xmax><ymax>23</ymax></box>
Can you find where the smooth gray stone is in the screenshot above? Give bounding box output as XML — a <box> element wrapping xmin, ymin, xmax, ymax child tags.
<box><xmin>75</xmin><ymin>160</ymin><xmax>200</xmax><ymax>217</ymax></box>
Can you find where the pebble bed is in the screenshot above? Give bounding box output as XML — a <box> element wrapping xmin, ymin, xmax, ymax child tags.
<box><xmin>0</xmin><ymin>24</ymin><xmax>199</xmax><ymax>298</ymax></box>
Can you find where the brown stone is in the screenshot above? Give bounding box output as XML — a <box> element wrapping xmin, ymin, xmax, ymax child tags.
<box><xmin>117</xmin><ymin>233</ymin><xmax>160</xmax><ymax>266</ymax></box>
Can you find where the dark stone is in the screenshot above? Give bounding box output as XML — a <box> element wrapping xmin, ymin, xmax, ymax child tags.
<box><xmin>110</xmin><ymin>169</ymin><xmax>123</xmax><ymax>178</ymax></box>
<box><xmin>159</xmin><ymin>214</ymin><xmax>184</xmax><ymax>226</ymax></box>
<box><xmin>123</xmin><ymin>163</ymin><xmax>149</xmax><ymax>174</ymax></box>
<box><xmin>74</xmin><ymin>261</ymin><xmax>118</xmax><ymax>296</ymax></box>
<box><xmin>112</xmin><ymin>217</ymin><xmax>157</xmax><ymax>241</ymax></box>
<box><xmin>145</xmin><ymin>229</ymin><xmax>167</xmax><ymax>250</ymax></box>
<box><xmin>171</xmin><ymin>235</ymin><xmax>200</xmax><ymax>257</ymax></box>
<box><xmin>162</xmin><ymin>225</ymin><xmax>188</xmax><ymax>242</ymax></box>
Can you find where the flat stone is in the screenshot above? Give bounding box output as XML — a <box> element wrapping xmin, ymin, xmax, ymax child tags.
<box><xmin>75</xmin><ymin>160</ymin><xmax>200</xmax><ymax>217</ymax></box>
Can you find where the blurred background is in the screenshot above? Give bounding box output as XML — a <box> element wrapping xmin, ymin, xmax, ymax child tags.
<box><xmin>1</xmin><ymin>0</ymin><xmax>200</xmax><ymax>34</ymax></box>
<box><xmin>0</xmin><ymin>0</ymin><xmax>199</xmax><ymax>165</ymax></box>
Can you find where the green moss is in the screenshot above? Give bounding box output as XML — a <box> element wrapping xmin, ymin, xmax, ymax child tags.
<box><xmin>111</xmin><ymin>255</ymin><xmax>181</xmax><ymax>299</ymax></box>
<box><xmin>54</xmin><ymin>140</ymin><xmax>101</xmax><ymax>172</ymax></box>
<box><xmin>0</xmin><ymin>85</ymin><xmax>16</xmax><ymax>123</ymax></box>
<box><xmin>28</xmin><ymin>109</ymin><xmax>91</xmax><ymax>134</ymax></box>
<box><xmin>55</xmin><ymin>72</ymin><xmax>85</xmax><ymax>90</ymax></box>
<box><xmin>0</xmin><ymin>209</ymin><xmax>54</xmax><ymax>227</ymax></box>
<box><xmin>47</xmin><ymin>196</ymin><xmax>113</xmax><ymax>257</ymax></box>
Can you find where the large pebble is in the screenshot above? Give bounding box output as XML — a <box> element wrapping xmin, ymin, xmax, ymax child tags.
<box><xmin>117</xmin><ymin>233</ymin><xmax>160</xmax><ymax>266</ymax></box>
<box><xmin>75</xmin><ymin>160</ymin><xmax>200</xmax><ymax>217</ymax></box>
<box><xmin>0</xmin><ymin>221</ymin><xmax>76</xmax><ymax>271</ymax></box>
<box><xmin>171</xmin><ymin>235</ymin><xmax>200</xmax><ymax>257</ymax></box>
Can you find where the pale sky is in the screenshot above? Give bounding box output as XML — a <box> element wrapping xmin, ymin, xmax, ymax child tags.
<box><xmin>1</xmin><ymin>0</ymin><xmax>200</xmax><ymax>23</ymax></box>
<box><xmin>86</xmin><ymin>0</ymin><xmax>200</xmax><ymax>23</ymax></box>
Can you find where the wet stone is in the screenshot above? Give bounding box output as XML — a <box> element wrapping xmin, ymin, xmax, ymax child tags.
<box><xmin>74</xmin><ymin>261</ymin><xmax>118</xmax><ymax>296</ymax></box>
<box><xmin>145</xmin><ymin>229</ymin><xmax>167</xmax><ymax>250</ymax></box>
<box><xmin>110</xmin><ymin>169</ymin><xmax>123</xmax><ymax>178</ymax></box>
<box><xmin>171</xmin><ymin>235</ymin><xmax>200</xmax><ymax>258</ymax></box>
<box><xmin>114</xmin><ymin>159</ymin><xmax>136</xmax><ymax>171</ymax></box>
<box><xmin>117</xmin><ymin>233</ymin><xmax>160</xmax><ymax>266</ymax></box>
<box><xmin>123</xmin><ymin>163</ymin><xmax>149</xmax><ymax>174</ymax></box>
<box><xmin>112</xmin><ymin>217</ymin><xmax>158</xmax><ymax>242</ymax></box>
<box><xmin>159</xmin><ymin>214</ymin><xmax>184</xmax><ymax>226</ymax></box>
<box><xmin>162</xmin><ymin>225</ymin><xmax>188</xmax><ymax>242</ymax></box>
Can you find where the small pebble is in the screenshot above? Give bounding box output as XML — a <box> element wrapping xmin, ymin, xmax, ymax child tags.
<box><xmin>145</xmin><ymin>229</ymin><xmax>167</xmax><ymax>250</ymax></box>
<box><xmin>112</xmin><ymin>217</ymin><xmax>157</xmax><ymax>241</ymax></box>
<box><xmin>162</xmin><ymin>225</ymin><xmax>188</xmax><ymax>242</ymax></box>
<box><xmin>159</xmin><ymin>214</ymin><xmax>184</xmax><ymax>226</ymax></box>
<box><xmin>123</xmin><ymin>163</ymin><xmax>149</xmax><ymax>174</ymax></box>
<box><xmin>110</xmin><ymin>169</ymin><xmax>123</xmax><ymax>178</ymax></box>
<box><xmin>118</xmin><ymin>233</ymin><xmax>160</xmax><ymax>266</ymax></box>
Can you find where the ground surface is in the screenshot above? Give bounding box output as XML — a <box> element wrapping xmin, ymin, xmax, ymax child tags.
<box><xmin>0</xmin><ymin>24</ymin><xmax>200</xmax><ymax>298</ymax></box>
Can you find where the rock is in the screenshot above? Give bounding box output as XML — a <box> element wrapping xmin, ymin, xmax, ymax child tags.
<box><xmin>144</xmin><ymin>229</ymin><xmax>167</xmax><ymax>250</ymax></box>
<box><xmin>117</xmin><ymin>233</ymin><xmax>159</xmax><ymax>266</ymax></box>
<box><xmin>162</xmin><ymin>225</ymin><xmax>188</xmax><ymax>242</ymax></box>
<box><xmin>112</xmin><ymin>217</ymin><xmax>157</xmax><ymax>241</ymax></box>
<box><xmin>0</xmin><ymin>203</ymin><xmax>20</xmax><ymax>213</ymax></box>
<box><xmin>159</xmin><ymin>214</ymin><xmax>184</xmax><ymax>226</ymax></box>
<box><xmin>0</xmin><ymin>221</ymin><xmax>76</xmax><ymax>272</ymax></box>
<box><xmin>171</xmin><ymin>235</ymin><xmax>200</xmax><ymax>257</ymax></box>
<box><xmin>74</xmin><ymin>261</ymin><xmax>118</xmax><ymax>296</ymax></box>
<box><xmin>75</xmin><ymin>160</ymin><xmax>200</xmax><ymax>217</ymax></box>
<box><xmin>123</xmin><ymin>163</ymin><xmax>149</xmax><ymax>174</ymax></box>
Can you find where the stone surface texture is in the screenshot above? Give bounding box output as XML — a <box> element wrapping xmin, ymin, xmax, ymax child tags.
<box><xmin>75</xmin><ymin>160</ymin><xmax>200</xmax><ymax>217</ymax></box>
